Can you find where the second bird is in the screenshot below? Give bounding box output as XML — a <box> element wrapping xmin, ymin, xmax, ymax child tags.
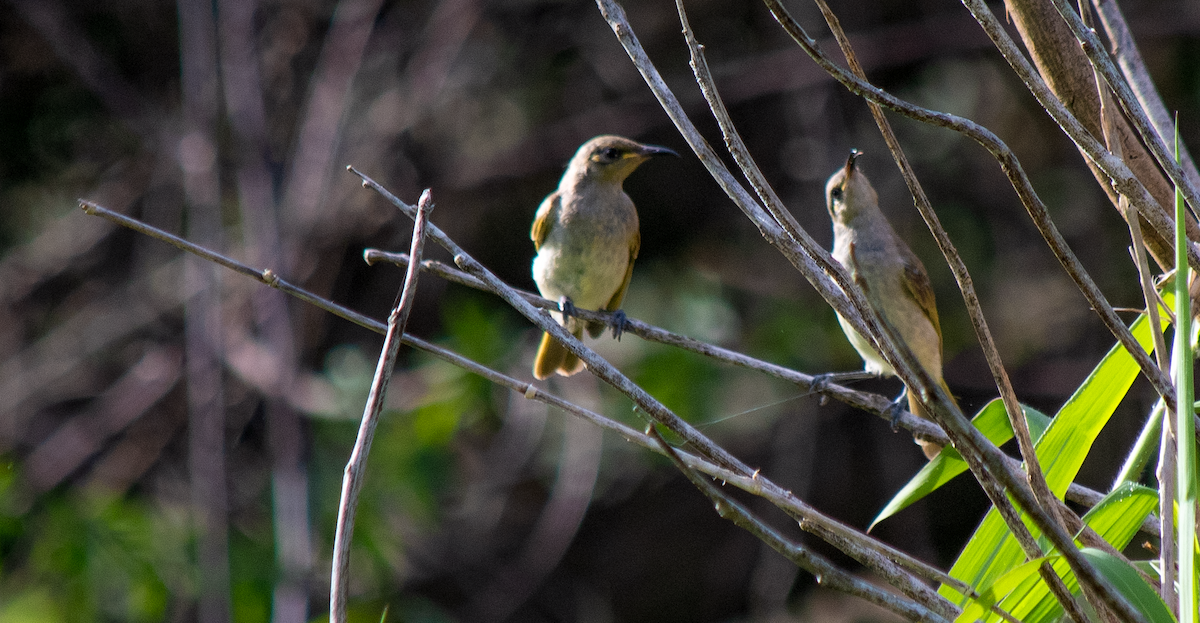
<box><xmin>825</xmin><ymin>150</ymin><xmax>955</xmax><ymax>459</ymax></box>
<box><xmin>531</xmin><ymin>135</ymin><xmax>677</xmax><ymax>380</ymax></box>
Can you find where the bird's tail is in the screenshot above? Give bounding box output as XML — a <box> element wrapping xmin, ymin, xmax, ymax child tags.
<box><xmin>533</xmin><ymin>330</ymin><xmax>586</xmax><ymax>380</ymax></box>
<box><xmin>907</xmin><ymin>378</ymin><xmax>958</xmax><ymax>461</ymax></box>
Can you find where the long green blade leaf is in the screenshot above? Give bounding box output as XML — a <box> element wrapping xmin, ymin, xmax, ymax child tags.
<box><xmin>871</xmin><ymin>400</ymin><xmax>1049</xmax><ymax>529</ymax></box>
<box><xmin>940</xmin><ymin>311</ymin><xmax>1157</xmax><ymax>608</ymax></box>
<box><xmin>1173</xmin><ymin>120</ymin><xmax>1196</xmax><ymax>623</ymax></box>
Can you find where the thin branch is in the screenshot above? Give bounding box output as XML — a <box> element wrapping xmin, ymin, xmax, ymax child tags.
<box><xmin>367</xmin><ymin>248</ymin><xmax>1159</xmax><ymax>539</ymax></box>
<box><xmin>646</xmin><ymin>426</ymin><xmax>952</xmax><ymax>623</ymax></box>
<box><xmin>81</xmin><ymin>199</ymin><xmax>956</xmax><ymax>618</ymax></box>
<box><xmin>1089</xmin><ymin>0</ymin><xmax>1200</xmax><ymax>196</ymax></box>
<box><xmin>350</xmin><ymin>167</ymin><xmax>755</xmax><ymax>476</ymax></box>
<box><xmin>329</xmin><ymin>189</ymin><xmax>433</xmax><ymax>623</ymax></box>
<box><xmin>1047</xmin><ymin>0</ymin><xmax>1200</xmax><ymax>225</ymax></box>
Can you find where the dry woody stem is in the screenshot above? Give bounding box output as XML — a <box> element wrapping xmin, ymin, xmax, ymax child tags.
<box><xmin>329</xmin><ymin>189</ymin><xmax>433</xmax><ymax>623</ymax></box>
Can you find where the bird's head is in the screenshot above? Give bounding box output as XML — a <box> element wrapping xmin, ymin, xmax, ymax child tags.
<box><xmin>568</xmin><ymin>135</ymin><xmax>678</xmax><ymax>185</ymax></box>
<box><xmin>825</xmin><ymin>149</ymin><xmax>879</xmax><ymax>223</ymax></box>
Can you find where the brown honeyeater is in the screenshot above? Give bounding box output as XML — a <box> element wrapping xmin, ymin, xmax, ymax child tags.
<box><xmin>825</xmin><ymin>150</ymin><xmax>956</xmax><ymax>459</ymax></box>
<box><xmin>530</xmin><ymin>135</ymin><xmax>677</xmax><ymax>380</ymax></box>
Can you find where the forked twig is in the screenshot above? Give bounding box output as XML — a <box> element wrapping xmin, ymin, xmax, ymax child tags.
<box><xmin>80</xmin><ymin>198</ymin><xmax>958</xmax><ymax>618</ymax></box>
<box><xmin>596</xmin><ymin>0</ymin><xmax>1150</xmax><ymax>620</ymax></box>
<box><xmin>366</xmin><ymin>249</ymin><xmax>1158</xmax><ymax>538</ymax></box>
<box><xmin>646</xmin><ymin>425</ymin><xmax>954</xmax><ymax>623</ymax></box>
<box><xmin>807</xmin><ymin>0</ymin><xmax>1090</xmax><ymax>616</ymax></box>
<box><xmin>330</xmin><ymin>189</ymin><xmax>433</xmax><ymax>623</ymax></box>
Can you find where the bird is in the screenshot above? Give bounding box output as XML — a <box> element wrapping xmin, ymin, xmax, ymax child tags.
<box><xmin>825</xmin><ymin>150</ymin><xmax>955</xmax><ymax>459</ymax></box>
<box><xmin>530</xmin><ymin>135</ymin><xmax>677</xmax><ymax>380</ymax></box>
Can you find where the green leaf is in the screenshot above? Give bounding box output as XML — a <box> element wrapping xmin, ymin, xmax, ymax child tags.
<box><xmin>940</xmin><ymin>310</ymin><xmax>1157</xmax><ymax>610</ymax></box>
<box><xmin>1079</xmin><ymin>548</ymin><xmax>1176</xmax><ymax>623</ymax></box>
<box><xmin>871</xmin><ymin>400</ymin><xmax>1049</xmax><ymax>529</ymax></box>
<box><xmin>955</xmin><ymin>557</ymin><xmax>1046</xmax><ymax>623</ymax></box>
<box><xmin>983</xmin><ymin>482</ymin><xmax>1159</xmax><ymax>623</ymax></box>
<box><xmin>957</xmin><ymin>546</ymin><xmax>1175</xmax><ymax>623</ymax></box>
<box><xmin>1080</xmin><ymin>482</ymin><xmax>1159</xmax><ymax>545</ymax></box>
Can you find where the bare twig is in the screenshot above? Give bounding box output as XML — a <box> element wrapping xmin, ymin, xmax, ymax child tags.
<box><xmin>80</xmin><ymin>199</ymin><xmax>957</xmax><ymax>618</ymax></box>
<box><xmin>595</xmin><ymin>0</ymin><xmax>1149</xmax><ymax>620</ymax></box>
<box><xmin>366</xmin><ymin>249</ymin><xmax>1161</xmax><ymax>539</ymax></box>
<box><xmin>330</xmin><ymin>190</ymin><xmax>433</xmax><ymax>623</ymax></box>
<box><xmin>1089</xmin><ymin>0</ymin><xmax>1200</xmax><ymax>195</ymax></box>
<box><xmin>647</xmin><ymin>426</ymin><xmax>953</xmax><ymax>623</ymax></box>
<box><xmin>351</xmin><ymin>167</ymin><xmax>755</xmax><ymax>476</ymax></box>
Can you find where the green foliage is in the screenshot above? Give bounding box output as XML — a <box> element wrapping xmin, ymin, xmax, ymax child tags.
<box><xmin>935</xmin><ymin>305</ymin><xmax>1164</xmax><ymax>621</ymax></box>
<box><xmin>0</xmin><ymin>474</ymin><xmax>188</xmax><ymax>623</ymax></box>
<box><xmin>954</xmin><ymin>483</ymin><xmax>1160</xmax><ymax>622</ymax></box>
<box><xmin>632</xmin><ymin>345</ymin><xmax>721</xmax><ymax>424</ymax></box>
<box><xmin>871</xmin><ymin>399</ymin><xmax>1051</xmax><ymax>529</ymax></box>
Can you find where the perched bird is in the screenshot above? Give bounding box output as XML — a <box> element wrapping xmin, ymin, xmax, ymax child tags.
<box><xmin>531</xmin><ymin>135</ymin><xmax>677</xmax><ymax>379</ymax></box>
<box><xmin>825</xmin><ymin>150</ymin><xmax>955</xmax><ymax>459</ymax></box>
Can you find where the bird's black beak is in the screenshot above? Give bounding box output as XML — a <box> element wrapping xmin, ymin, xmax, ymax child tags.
<box><xmin>845</xmin><ymin>148</ymin><xmax>863</xmax><ymax>173</ymax></box>
<box><xmin>639</xmin><ymin>143</ymin><xmax>680</xmax><ymax>158</ymax></box>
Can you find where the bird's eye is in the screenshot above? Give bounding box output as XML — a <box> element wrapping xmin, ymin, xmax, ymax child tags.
<box><xmin>600</xmin><ymin>147</ymin><xmax>621</xmax><ymax>162</ymax></box>
<box><xmin>830</xmin><ymin>186</ymin><xmax>844</xmax><ymax>201</ymax></box>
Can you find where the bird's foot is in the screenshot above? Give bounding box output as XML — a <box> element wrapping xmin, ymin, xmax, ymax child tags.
<box><xmin>810</xmin><ymin>372</ymin><xmax>833</xmax><ymax>394</ymax></box>
<box><xmin>608</xmin><ymin>309</ymin><xmax>630</xmax><ymax>340</ymax></box>
<box><xmin>809</xmin><ymin>370</ymin><xmax>874</xmax><ymax>394</ymax></box>
<box><xmin>559</xmin><ymin>296</ymin><xmax>578</xmax><ymax>319</ymax></box>
<box><xmin>885</xmin><ymin>388</ymin><xmax>908</xmax><ymax>432</ymax></box>
<box><xmin>809</xmin><ymin>373</ymin><xmax>835</xmax><ymax>406</ymax></box>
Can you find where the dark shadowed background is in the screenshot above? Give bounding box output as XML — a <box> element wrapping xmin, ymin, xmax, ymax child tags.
<box><xmin>0</xmin><ymin>0</ymin><xmax>1195</xmax><ymax>621</ymax></box>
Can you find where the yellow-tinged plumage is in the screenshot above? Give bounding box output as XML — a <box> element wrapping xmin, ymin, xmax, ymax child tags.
<box><xmin>530</xmin><ymin>135</ymin><xmax>675</xmax><ymax>379</ymax></box>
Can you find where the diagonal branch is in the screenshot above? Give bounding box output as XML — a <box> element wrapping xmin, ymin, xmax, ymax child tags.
<box><xmin>807</xmin><ymin>1</ymin><xmax>1089</xmax><ymax>616</ymax></box>
<box><xmin>79</xmin><ymin>198</ymin><xmax>957</xmax><ymax>619</ymax></box>
<box><xmin>350</xmin><ymin>168</ymin><xmax>753</xmax><ymax>476</ymax></box>
<box><xmin>647</xmin><ymin>425</ymin><xmax>953</xmax><ymax>623</ymax></box>
<box><xmin>595</xmin><ymin>0</ymin><xmax>1151</xmax><ymax>620</ymax></box>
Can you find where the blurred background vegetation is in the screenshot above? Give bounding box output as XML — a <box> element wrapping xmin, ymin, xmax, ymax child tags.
<box><xmin>0</xmin><ymin>0</ymin><xmax>1196</xmax><ymax>621</ymax></box>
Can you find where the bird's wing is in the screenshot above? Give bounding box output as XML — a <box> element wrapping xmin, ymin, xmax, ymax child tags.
<box><xmin>900</xmin><ymin>246</ymin><xmax>943</xmax><ymax>344</ymax></box>
<box><xmin>604</xmin><ymin>229</ymin><xmax>640</xmax><ymax>312</ymax></box>
<box><xmin>530</xmin><ymin>192</ymin><xmax>561</xmax><ymax>250</ymax></box>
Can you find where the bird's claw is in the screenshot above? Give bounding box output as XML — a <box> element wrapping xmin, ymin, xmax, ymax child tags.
<box><xmin>885</xmin><ymin>389</ymin><xmax>907</xmax><ymax>432</ymax></box>
<box><xmin>559</xmin><ymin>297</ymin><xmax>577</xmax><ymax>319</ymax></box>
<box><xmin>810</xmin><ymin>373</ymin><xmax>833</xmax><ymax>394</ymax></box>
<box><xmin>609</xmin><ymin>309</ymin><xmax>630</xmax><ymax>340</ymax></box>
